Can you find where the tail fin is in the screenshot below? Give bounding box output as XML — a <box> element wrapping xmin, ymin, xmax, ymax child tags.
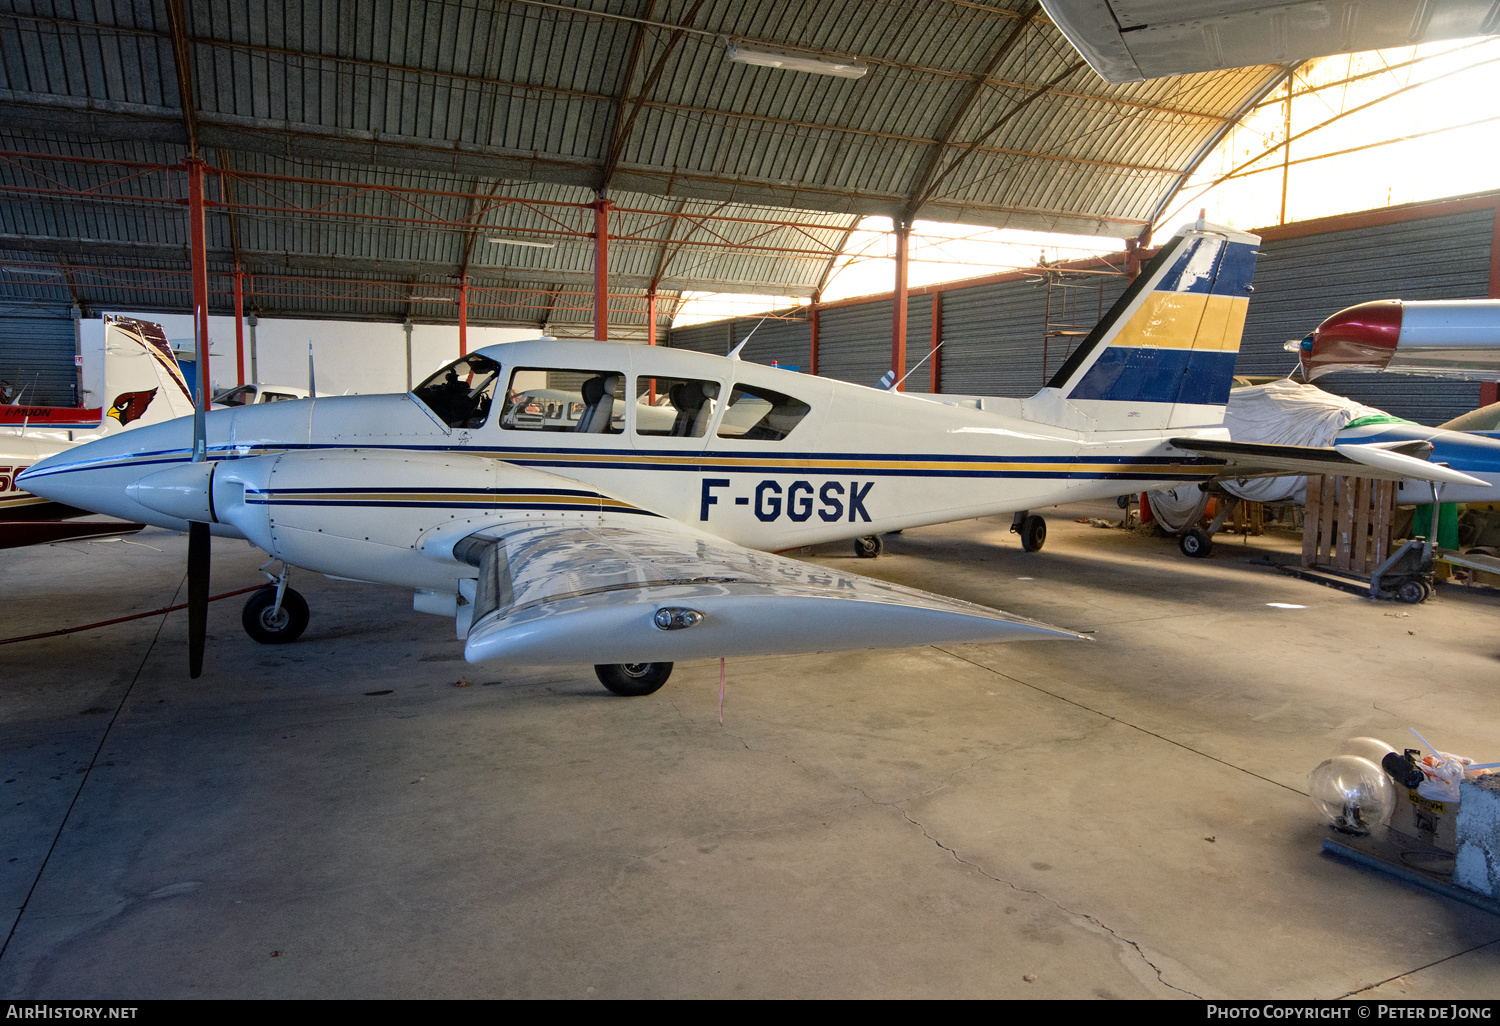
<box><xmin>97</xmin><ymin>316</ymin><xmax>197</xmax><ymax>431</ymax></box>
<box><xmin>1041</xmin><ymin>221</ymin><xmax>1259</xmax><ymax>431</ymax></box>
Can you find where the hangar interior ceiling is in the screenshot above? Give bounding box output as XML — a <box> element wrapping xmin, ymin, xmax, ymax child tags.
<box><xmin>0</xmin><ymin>0</ymin><xmax>1288</xmax><ymax>338</ymax></box>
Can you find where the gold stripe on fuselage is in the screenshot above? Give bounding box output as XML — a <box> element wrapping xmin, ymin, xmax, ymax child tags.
<box><xmin>0</xmin><ymin>493</ymin><xmax>48</xmax><ymax>509</ymax></box>
<box><xmin>258</xmin><ymin>491</ymin><xmax>636</xmax><ymax>509</ymax></box>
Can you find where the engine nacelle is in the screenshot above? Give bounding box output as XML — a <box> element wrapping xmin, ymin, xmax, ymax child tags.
<box><xmin>211</xmin><ymin>448</ymin><xmax>621</xmax><ymax>591</ymax></box>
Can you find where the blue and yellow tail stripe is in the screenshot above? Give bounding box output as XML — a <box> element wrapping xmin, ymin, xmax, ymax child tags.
<box><xmin>1068</xmin><ymin>236</ymin><xmax>1257</xmax><ymax>407</ymax></box>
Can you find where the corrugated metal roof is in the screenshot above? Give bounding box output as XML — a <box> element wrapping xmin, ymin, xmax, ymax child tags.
<box><xmin>0</xmin><ymin>0</ymin><xmax>1285</xmax><ymax>330</ymax></box>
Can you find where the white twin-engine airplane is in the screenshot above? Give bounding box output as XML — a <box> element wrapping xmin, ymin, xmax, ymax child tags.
<box><xmin>19</xmin><ymin>222</ymin><xmax>1484</xmax><ymax>694</ymax></box>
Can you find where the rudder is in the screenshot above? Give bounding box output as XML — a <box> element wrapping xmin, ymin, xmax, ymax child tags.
<box><xmin>1044</xmin><ymin>221</ymin><xmax>1259</xmax><ymax>431</ymax></box>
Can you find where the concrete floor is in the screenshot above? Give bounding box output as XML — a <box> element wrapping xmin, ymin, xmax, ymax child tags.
<box><xmin>1</xmin><ymin>502</ymin><xmax>1497</xmax><ymax>999</ymax></box>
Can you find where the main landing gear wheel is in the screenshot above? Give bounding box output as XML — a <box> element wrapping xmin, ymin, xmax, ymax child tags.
<box><xmin>1019</xmin><ymin>515</ymin><xmax>1046</xmax><ymax>553</ymax></box>
<box><xmin>1179</xmin><ymin>528</ymin><xmax>1212</xmax><ymax>559</ymax></box>
<box><xmin>854</xmin><ymin>535</ymin><xmax>882</xmax><ymax>558</ymax></box>
<box><xmin>595</xmin><ymin>662</ymin><xmax>673</xmax><ymax>696</ymax></box>
<box><xmin>242</xmin><ymin>585</ymin><xmax>310</xmax><ymax>644</ymax></box>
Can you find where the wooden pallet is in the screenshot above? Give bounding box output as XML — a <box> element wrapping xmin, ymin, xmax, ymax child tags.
<box><xmin>1302</xmin><ymin>475</ymin><xmax>1396</xmax><ymax>573</ymax></box>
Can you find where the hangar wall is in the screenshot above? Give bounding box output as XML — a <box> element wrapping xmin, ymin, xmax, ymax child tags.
<box><xmin>668</xmin><ymin>193</ymin><xmax>1500</xmax><ymax>425</ymax></box>
<box><xmin>0</xmin><ymin>307</ymin><xmax>78</xmax><ymax>406</ymax></box>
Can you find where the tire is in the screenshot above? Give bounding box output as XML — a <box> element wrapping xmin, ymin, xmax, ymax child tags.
<box><xmin>1020</xmin><ymin>515</ymin><xmax>1046</xmax><ymax>553</ymax></box>
<box><xmin>242</xmin><ymin>586</ymin><xmax>310</xmax><ymax>644</ymax></box>
<box><xmin>1396</xmin><ymin>579</ymin><xmax>1427</xmax><ymax>604</ymax></box>
<box><xmin>1116</xmin><ymin>494</ymin><xmax>1131</xmax><ymax>509</ymax></box>
<box><xmin>595</xmin><ymin>662</ymin><xmax>673</xmax><ymax>696</ymax></box>
<box><xmin>854</xmin><ymin>535</ymin><xmax>882</xmax><ymax>558</ymax></box>
<box><xmin>1179</xmin><ymin>528</ymin><xmax>1212</xmax><ymax>558</ymax></box>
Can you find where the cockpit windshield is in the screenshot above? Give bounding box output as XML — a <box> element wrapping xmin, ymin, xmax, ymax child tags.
<box><xmin>412</xmin><ymin>354</ymin><xmax>502</xmax><ymax>428</ymax></box>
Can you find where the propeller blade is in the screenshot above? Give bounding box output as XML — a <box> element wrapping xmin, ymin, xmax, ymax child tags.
<box><xmin>188</xmin><ymin>301</ymin><xmax>209</xmax><ymax>679</ymax></box>
<box><xmin>188</xmin><ymin>520</ymin><xmax>209</xmax><ymax>678</ymax></box>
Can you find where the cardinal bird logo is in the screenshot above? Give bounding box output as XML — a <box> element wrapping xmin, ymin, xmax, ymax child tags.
<box><xmin>107</xmin><ymin>388</ymin><xmax>159</xmax><ymax>425</ymax></box>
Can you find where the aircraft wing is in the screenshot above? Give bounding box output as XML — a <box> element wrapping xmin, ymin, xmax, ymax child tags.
<box><xmin>453</xmin><ymin>519</ymin><xmax>1086</xmax><ymax>666</ymax></box>
<box><xmin>1169</xmin><ymin>437</ymin><xmax>1491</xmax><ymax>488</ymax></box>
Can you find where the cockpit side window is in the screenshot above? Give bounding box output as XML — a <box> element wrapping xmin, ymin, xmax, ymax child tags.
<box><xmin>634</xmin><ymin>376</ymin><xmax>720</xmax><ymax>437</ymax></box>
<box><xmin>413</xmin><ymin>354</ymin><xmax>503</xmax><ymax>428</ymax></box>
<box><xmin>214</xmin><ymin>385</ymin><xmax>255</xmax><ymax>407</ymax></box>
<box><xmin>716</xmin><ymin>384</ymin><xmax>811</xmax><ymax>441</ymax></box>
<box><xmin>499</xmin><ymin>368</ymin><xmax>625</xmax><ymax>433</ymax></box>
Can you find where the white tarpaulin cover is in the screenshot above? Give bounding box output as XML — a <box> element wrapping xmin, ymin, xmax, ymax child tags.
<box><xmin>1149</xmin><ymin>381</ymin><xmax>1388</xmax><ymax>528</ymax></box>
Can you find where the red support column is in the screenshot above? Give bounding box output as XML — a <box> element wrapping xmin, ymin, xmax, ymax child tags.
<box><xmin>930</xmin><ymin>291</ymin><xmax>942</xmax><ymax>394</ymax></box>
<box><xmin>458</xmin><ymin>280</ymin><xmax>468</xmax><ymax>356</ymax></box>
<box><xmin>1481</xmin><ymin>200</ymin><xmax>1499</xmax><ymax>408</ymax></box>
<box><xmin>809</xmin><ymin>299</ymin><xmax>820</xmax><ymax>376</ymax></box>
<box><xmin>891</xmin><ymin>221</ymin><xmax>911</xmax><ymax>390</ymax></box>
<box><xmin>1491</xmin><ymin>199</ymin><xmax>1500</xmax><ymax>299</ymax></box>
<box><xmin>593</xmin><ymin>198</ymin><xmax>613</xmax><ymax>341</ymax></box>
<box><xmin>233</xmin><ymin>265</ymin><xmax>245</xmax><ymax>387</ymax></box>
<box><xmin>646</xmin><ymin>288</ymin><xmax>657</xmax><ymax>346</ymax></box>
<box><xmin>187</xmin><ymin>159</ymin><xmax>211</xmax><ymax>408</ymax></box>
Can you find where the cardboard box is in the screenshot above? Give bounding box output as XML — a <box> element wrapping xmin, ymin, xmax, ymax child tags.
<box><xmin>1389</xmin><ymin>787</ymin><xmax>1459</xmax><ymax>853</ymax></box>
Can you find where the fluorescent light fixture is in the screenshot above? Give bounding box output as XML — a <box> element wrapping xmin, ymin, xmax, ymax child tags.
<box><xmin>409</xmin><ymin>295</ymin><xmax>457</xmax><ymax>303</ymax></box>
<box><xmin>2</xmin><ymin>266</ymin><xmax>58</xmax><ymax>275</ymax></box>
<box><xmin>725</xmin><ymin>41</ymin><xmax>868</xmax><ymax>79</ymax></box>
<box><xmin>488</xmin><ymin>237</ymin><xmax>556</xmax><ymax>249</ymax></box>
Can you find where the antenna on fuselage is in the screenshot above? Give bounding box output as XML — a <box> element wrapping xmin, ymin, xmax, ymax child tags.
<box><xmin>727</xmin><ymin>314</ymin><xmax>771</xmax><ymax>361</ymax></box>
<box><xmin>307</xmin><ymin>339</ymin><xmax>316</xmax><ymax>398</ymax></box>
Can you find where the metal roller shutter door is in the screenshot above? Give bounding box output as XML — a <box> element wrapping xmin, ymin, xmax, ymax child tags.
<box><xmin>667</xmin><ymin>321</ymin><xmax>729</xmax><ymax>355</ymax></box>
<box><xmin>817</xmin><ymin>302</ymin><xmax>892</xmax><ymax>387</ymax></box>
<box><xmin>736</xmin><ymin>316</ymin><xmax>812</xmax><ymax>372</ymax></box>
<box><xmin>0</xmin><ymin>311</ymin><xmax>77</xmax><ymax>406</ymax></box>
<box><xmin>939</xmin><ymin>276</ymin><xmax>1132</xmax><ymax>397</ymax></box>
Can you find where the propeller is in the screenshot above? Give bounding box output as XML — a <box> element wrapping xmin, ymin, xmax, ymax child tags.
<box><xmin>188</xmin><ymin>304</ymin><xmax>209</xmax><ymax>679</ymax></box>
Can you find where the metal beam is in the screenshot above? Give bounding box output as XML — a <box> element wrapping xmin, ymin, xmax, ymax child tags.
<box><xmin>187</xmin><ymin>157</ymin><xmax>210</xmax><ymax>410</ymax></box>
<box><xmin>594</xmin><ymin>198</ymin><xmax>612</xmax><ymax>339</ymax></box>
<box><xmin>599</xmin><ymin>0</ymin><xmax>709</xmax><ymax>193</ymax></box>
<box><xmin>891</xmin><ymin>220</ymin><xmax>910</xmax><ymax>391</ymax></box>
<box><xmin>903</xmin><ymin>2</ymin><xmax>1041</xmax><ymax>224</ymax></box>
<box><xmin>0</xmin><ymin>93</ymin><xmax>1154</xmax><ymax>235</ymax></box>
<box><xmin>0</xmin><ymin>235</ymin><xmax>817</xmax><ymax>297</ymax></box>
<box><xmin>162</xmin><ymin>0</ymin><xmax>200</xmax><ymax>158</ymax></box>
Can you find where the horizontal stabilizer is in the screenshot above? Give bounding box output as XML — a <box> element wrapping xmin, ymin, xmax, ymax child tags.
<box><xmin>1171</xmin><ymin>437</ymin><xmax>1490</xmax><ymax>488</ymax></box>
<box><xmin>1332</xmin><ymin>443</ymin><xmax>1489</xmax><ymax>488</ymax></box>
<box><xmin>458</xmin><ymin>521</ymin><xmax>1085</xmax><ymax>666</ymax></box>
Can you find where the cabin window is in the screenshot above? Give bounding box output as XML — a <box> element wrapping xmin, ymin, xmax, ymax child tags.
<box><xmin>716</xmin><ymin>384</ymin><xmax>811</xmax><ymax>441</ymax></box>
<box><xmin>214</xmin><ymin>385</ymin><xmax>255</xmax><ymax>407</ymax></box>
<box><xmin>261</xmin><ymin>391</ymin><xmax>299</xmax><ymax>403</ymax></box>
<box><xmin>499</xmin><ymin>368</ymin><xmax>625</xmax><ymax>434</ymax></box>
<box><xmin>634</xmin><ymin>376</ymin><xmax>721</xmax><ymax>437</ymax></box>
<box><xmin>413</xmin><ymin>354</ymin><xmax>503</xmax><ymax>428</ymax></box>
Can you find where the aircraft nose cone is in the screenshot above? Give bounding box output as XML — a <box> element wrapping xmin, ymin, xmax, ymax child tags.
<box><xmin>1304</xmin><ymin>300</ymin><xmax>1403</xmax><ymax>379</ymax></box>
